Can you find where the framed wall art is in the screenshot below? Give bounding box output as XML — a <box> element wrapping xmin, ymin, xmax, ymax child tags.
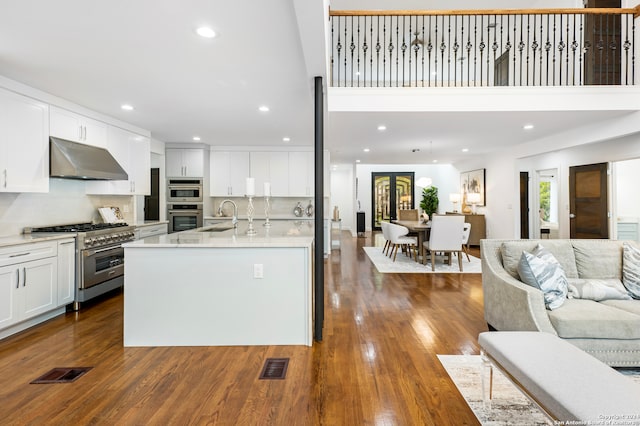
<box><xmin>460</xmin><ymin>168</ymin><xmax>486</xmax><ymax>206</ymax></box>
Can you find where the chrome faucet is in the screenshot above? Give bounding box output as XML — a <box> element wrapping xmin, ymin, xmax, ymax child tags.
<box><xmin>217</xmin><ymin>199</ymin><xmax>238</xmax><ymax>228</ymax></box>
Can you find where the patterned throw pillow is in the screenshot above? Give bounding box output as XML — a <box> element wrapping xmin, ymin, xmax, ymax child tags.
<box><xmin>622</xmin><ymin>242</ymin><xmax>640</xmax><ymax>299</ymax></box>
<box><xmin>517</xmin><ymin>244</ymin><xmax>568</xmax><ymax>310</ymax></box>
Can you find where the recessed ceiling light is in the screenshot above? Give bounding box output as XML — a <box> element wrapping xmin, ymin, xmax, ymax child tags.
<box><xmin>121</xmin><ymin>104</ymin><xmax>134</xmax><ymax>111</ymax></box>
<box><xmin>432</xmin><ymin>159</ymin><xmax>438</xmax><ymax>163</ymax></box>
<box><xmin>462</xmin><ymin>148</ymin><xmax>469</xmax><ymax>152</ymax></box>
<box><xmin>193</xmin><ymin>136</ymin><xmax>201</xmax><ymax>141</ymax></box>
<box><xmin>259</xmin><ymin>105</ymin><xmax>270</xmax><ymax>112</ymax></box>
<box><xmin>356</xmin><ymin>159</ymin><xmax>361</xmax><ymax>163</ymax></box>
<box><xmin>523</xmin><ymin>124</ymin><xmax>534</xmax><ymax>130</ymax></box>
<box><xmin>196</xmin><ymin>27</ymin><xmax>216</xmax><ymax>38</ymax></box>
<box><xmin>377</xmin><ymin>125</ymin><xmax>386</xmax><ymax>131</ymax></box>
<box><xmin>363</xmin><ymin>148</ymin><xmax>370</xmax><ymax>153</ymax></box>
<box><xmin>282</xmin><ymin>137</ymin><xmax>291</xmax><ymax>142</ymax></box>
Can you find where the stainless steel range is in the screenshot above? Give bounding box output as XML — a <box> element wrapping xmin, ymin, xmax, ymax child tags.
<box><xmin>25</xmin><ymin>222</ymin><xmax>135</xmax><ymax>309</ymax></box>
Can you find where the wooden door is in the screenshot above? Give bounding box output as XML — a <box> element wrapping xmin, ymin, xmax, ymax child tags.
<box><xmin>520</xmin><ymin>172</ymin><xmax>529</xmax><ymax>239</ymax></box>
<box><xmin>569</xmin><ymin>163</ymin><xmax>608</xmax><ymax>239</ymax></box>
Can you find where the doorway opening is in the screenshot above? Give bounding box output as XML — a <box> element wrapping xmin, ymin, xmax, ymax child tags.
<box><xmin>537</xmin><ymin>169</ymin><xmax>559</xmax><ymax>239</ymax></box>
<box><xmin>371</xmin><ymin>172</ymin><xmax>415</xmax><ymax>230</ymax></box>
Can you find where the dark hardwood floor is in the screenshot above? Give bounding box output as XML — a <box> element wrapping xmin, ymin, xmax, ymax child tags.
<box><xmin>0</xmin><ymin>232</ymin><xmax>486</xmax><ymax>425</ymax></box>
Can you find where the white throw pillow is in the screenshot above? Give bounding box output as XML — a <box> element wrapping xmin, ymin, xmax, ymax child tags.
<box><xmin>517</xmin><ymin>244</ymin><xmax>568</xmax><ymax>310</ymax></box>
<box><xmin>622</xmin><ymin>242</ymin><xmax>640</xmax><ymax>299</ymax></box>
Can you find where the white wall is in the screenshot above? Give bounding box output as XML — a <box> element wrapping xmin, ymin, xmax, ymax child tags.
<box><xmin>353</xmin><ymin>163</ymin><xmax>459</xmax><ymax>233</ymax></box>
<box><xmin>615</xmin><ymin>158</ymin><xmax>640</xmax><ymax>221</ymax></box>
<box><xmin>330</xmin><ymin>165</ymin><xmax>355</xmax><ymax>232</ymax></box>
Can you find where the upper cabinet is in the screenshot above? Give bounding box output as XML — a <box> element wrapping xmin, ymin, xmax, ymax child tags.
<box><xmin>288</xmin><ymin>151</ymin><xmax>314</xmax><ymax>197</ymax></box>
<box><xmin>50</xmin><ymin>106</ymin><xmax>107</xmax><ymax>148</ymax></box>
<box><xmin>210</xmin><ymin>151</ymin><xmax>250</xmax><ymax>196</ymax></box>
<box><xmin>0</xmin><ymin>88</ymin><xmax>49</xmax><ymax>193</ymax></box>
<box><xmin>249</xmin><ymin>152</ymin><xmax>289</xmax><ymax>196</ymax></box>
<box><xmin>166</xmin><ymin>148</ymin><xmax>204</xmax><ymax>177</ymax></box>
<box><xmin>85</xmin><ymin>125</ymin><xmax>150</xmax><ymax>195</ymax></box>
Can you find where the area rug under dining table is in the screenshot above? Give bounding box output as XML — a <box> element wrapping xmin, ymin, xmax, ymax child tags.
<box><xmin>363</xmin><ymin>246</ymin><xmax>482</xmax><ymax>273</ymax></box>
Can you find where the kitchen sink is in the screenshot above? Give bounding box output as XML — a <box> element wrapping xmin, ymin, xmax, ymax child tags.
<box><xmin>196</xmin><ymin>224</ymin><xmax>235</xmax><ymax>232</ymax></box>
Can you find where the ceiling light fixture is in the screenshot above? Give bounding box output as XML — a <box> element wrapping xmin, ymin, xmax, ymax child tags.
<box><xmin>462</xmin><ymin>148</ymin><xmax>469</xmax><ymax>152</ymax></box>
<box><xmin>282</xmin><ymin>137</ymin><xmax>290</xmax><ymax>142</ymax></box>
<box><xmin>258</xmin><ymin>105</ymin><xmax>269</xmax><ymax>112</ymax></box>
<box><xmin>193</xmin><ymin>136</ymin><xmax>201</xmax><ymax>141</ymax></box>
<box><xmin>121</xmin><ymin>104</ymin><xmax>134</xmax><ymax>111</ymax></box>
<box><xmin>196</xmin><ymin>27</ymin><xmax>216</xmax><ymax>38</ymax></box>
<box><xmin>523</xmin><ymin>124</ymin><xmax>534</xmax><ymax>130</ymax></box>
<box><xmin>432</xmin><ymin>160</ymin><xmax>438</xmax><ymax>163</ymax></box>
<box><xmin>363</xmin><ymin>148</ymin><xmax>370</xmax><ymax>153</ymax></box>
<box><xmin>377</xmin><ymin>125</ymin><xmax>386</xmax><ymax>131</ymax></box>
<box><xmin>356</xmin><ymin>159</ymin><xmax>361</xmax><ymax>163</ymax></box>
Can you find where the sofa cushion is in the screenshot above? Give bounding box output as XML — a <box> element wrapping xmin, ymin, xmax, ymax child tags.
<box><xmin>622</xmin><ymin>242</ymin><xmax>640</xmax><ymax>299</ymax></box>
<box><xmin>571</xmin><ymin>240</ymin><xmax>623</xmax><ymax>280</ymax></box>
<box><xmin>600</xmin><ymin>299</ymin><xmax>640</xmax><ymax>316</ymax></box>
<box><xmin>567</xmin><ymin>278</ymin><xmax>632</xmax><ymax>302</ymax></box>
<box><xmin>517</xmin><ymin>244</ymin><xmax>568</xmax><ymax>310</ymax></box>
<box><xmin>547</xmin><ymin>299</ymin><xmax>640</xmax><ymax>339</ymax></box>
<box><xmin>500</xmin><ymin>240</ymin><xmax>578</xmax><ymax>279</ymax></box>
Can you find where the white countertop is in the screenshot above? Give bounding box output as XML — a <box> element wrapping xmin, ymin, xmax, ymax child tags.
<box><xmin>204</xmin><ymin>215</ymin><xmax>314</xmax><ymax>221</ymax></box>
<box><xmin>0</xmin><ymin>233</ymin><xmax>75</xmax><ymax>248</ymax></box>
<box><xmin>124</xmin><ymin>219</ymin><xmax>314</xmax><ymax>248</ymax></box>
<box><xmin>132</xmin><ymin>220</ymin><xmax>169</xmax><ymax>228</ymax></box>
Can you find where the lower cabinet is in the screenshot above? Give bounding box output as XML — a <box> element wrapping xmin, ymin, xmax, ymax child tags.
<box><xmin>135</xmin><ymin>223</ymin><xmax>168</xmax><ymax>239</ymax></box>
<box><xmin>0</xmin><ymin>238</ymin><xmax>76</xmax><ymax>338</ymax></box>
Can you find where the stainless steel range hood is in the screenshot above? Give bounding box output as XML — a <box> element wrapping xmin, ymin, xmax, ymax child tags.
<box><xmin>50</xmin><ymin>137</ymin><xmax>128</xmax><ymax>180</ymax></box>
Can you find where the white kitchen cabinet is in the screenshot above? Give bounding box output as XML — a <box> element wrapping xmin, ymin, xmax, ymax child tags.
<box><xmin>0</xmin><ymin>242</ymin><xmax>58</xmax><ymax>332</ymax></box>
<box><xmin>56</xmin><ymin>239</ymin><xmax>75</xmax><ymax>306</ymax></box>
<box><xmin>250</xmin><ymin>152</ymin><xmax>289</xmax><ymax>196</ymax></box>
<box><xmin>288</xmin><ymin>151</ymin><xmax>314</xmax><ymax>196</ymax></box>
<box><xmin>86</xmin><ymin>125</ymin><xmax>150</xmax><ymax>195</ymax></box>
<box><xmin>50</xmin><ymin>105</ymin><xmax>107</xmax><ymax>148</ymax></box>
<box><xmin>210</xmin><ymin>151</ymin><xmax>250</xmax><ymax>196</ymax></box>
<box><xmin>0</xmin><ymin>87</ymin><xmax>49</xmax><ymax>193</ymax></box>
<box><xmin>166</xmin><ymin>148</ymin><xmax>204</xmax><ymax>177</ymax></box>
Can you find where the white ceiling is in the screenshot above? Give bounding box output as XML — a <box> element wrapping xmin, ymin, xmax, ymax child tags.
<box><xmin>0</xmin><ymin>0</ymin><xmax>635</xmax><ymax>166</ymax></box>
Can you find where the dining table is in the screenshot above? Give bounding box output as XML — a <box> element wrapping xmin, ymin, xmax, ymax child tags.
<box><xmin>392</xmin><ymin>219</ymin><xmax>431</xmax><ymax>259</ymax></box>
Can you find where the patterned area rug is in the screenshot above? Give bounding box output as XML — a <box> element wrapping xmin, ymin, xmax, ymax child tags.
<box><xmin>438</xmin><ymin>354</ymin><xmax>640</xmax><ymax>425</ymax></box>
<box><xmin>363</xmin><ymin>246</ymin><xmax>482</xmax><ymax>273</ymax></box>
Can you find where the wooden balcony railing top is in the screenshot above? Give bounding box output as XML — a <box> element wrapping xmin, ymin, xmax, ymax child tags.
<box><xmin>329</xmin><ymin>7</ymin><xmax>639</xmax><ymax>87</ymax></box>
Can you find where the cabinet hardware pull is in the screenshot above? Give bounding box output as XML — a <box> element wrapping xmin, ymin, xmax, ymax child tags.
<box><xmin>3</xmin><ymin>169</ymin><xmax>6</xmax><ymax>188</ymax></box>
<box><xmin>22</xmin><ymin>267</ymin><xmax>26</xmax><ymax>287</ymax></box>
<box><xmin>16</xmin><ymin>269</ymin><xmax>19</xmax><ymax>289</ymax></box>
<box><xmin>60</xmin><ymin>241</ymin><xmax>74</xmax><ymax>245</ymax></box>
<box><xmin>9</xmin><ymin>252</ymin><xmax>30</xmax><ymax>258</ymax></box>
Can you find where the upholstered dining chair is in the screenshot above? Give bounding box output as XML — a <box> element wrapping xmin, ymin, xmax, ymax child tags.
<box><xmin>461</xmin><ymin>222</ymin><xmax>472</xmax><ymax>261</ymax></box>
<box><xmin>387</xmin><ymin>222</ymin><xmax>418</xmax><ymax>262</ymax></box>
<box><xmin>398</xmin><ymin>209</ymin><xmax>419</xmax><ymax>221</ymax></box>
<box><xmin>422</xmin><ymin>215</ymin><xmax>465</xmax><ymax>271</ymax></box>
<box><xmin>380</xmin><ymin>221</ymin><xmax>391</xmax><ymax>255</ymax></box>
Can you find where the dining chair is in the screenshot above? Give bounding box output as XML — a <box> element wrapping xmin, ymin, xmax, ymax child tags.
<box><xmin>461</xmin><ymin>222</ymin><xmax>472</xmax><ymax>261</ymax></box>
<box><xmin>398</xmin><ymin>209</ymin><xmax>419</xmax><ymax>221</ymax></box>
<box><xmin>422</xmin><ymin>215</ymin><xmax>465</xmax><ymax>271</ymax></box>
<box><xmin>387</xmin><ymin>222</ymin><xmax>418</xmax><ymax>262</ymax></box>
<box><xmin>380</xmin><ymin>221</ymin><xmax>391</xmax><ymax>255</ymax></box>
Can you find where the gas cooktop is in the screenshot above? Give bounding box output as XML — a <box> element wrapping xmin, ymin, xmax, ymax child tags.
<box><xmin>25</xmin><ymin>222</ymin><xmax>130</xmax><ymax>233</ymax></box>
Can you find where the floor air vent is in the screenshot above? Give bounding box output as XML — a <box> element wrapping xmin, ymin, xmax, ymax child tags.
<box><xmin>259</xmin><ymin>358</ymin><xmax>289</xmax><ymax>380</ymax></box>
<box><xmin>31</xmin><ymin>367</ymin><xmax>92</xmax><ymax>384</ymax></box>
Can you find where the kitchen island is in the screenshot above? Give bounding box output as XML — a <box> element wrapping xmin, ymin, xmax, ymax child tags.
<box><xmin>122</xmin><ymin>220</ymin><xmax>314</xmax><ymax>347</ymax></box>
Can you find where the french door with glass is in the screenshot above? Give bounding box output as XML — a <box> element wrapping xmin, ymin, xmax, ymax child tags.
<box><xmin>371</xmin><ymin>172</ymin><xmax>415</xmax><ymax>230</ymax></box>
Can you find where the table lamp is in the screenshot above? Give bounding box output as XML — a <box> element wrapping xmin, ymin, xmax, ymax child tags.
<box><xmin>449</xmin><ymin>193</ymin><xmax>461</xmax><ymax>213</ymax></box>
<box><xmin>467</xmin><ymin>192</ymin><xmax>481</xmax><ymax>214</ymax></box>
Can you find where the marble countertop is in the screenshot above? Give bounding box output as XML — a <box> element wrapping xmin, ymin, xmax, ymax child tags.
<box><xmin>0</xmin><ymin>233</ymin><xmax>76</xmax><ymax>248</ymax></box>
<box><xmin>124</xmin><ymin>219</ymin><xmax>314</xmax><ymax>248</ymax></box>
<box><xmin>204</xmin><ymin>215</ymin><xmax>315</xmax><ymax>221</ymax></box>
<box><xmin>132</xmin><ymin>220</ymin><xmax>169</xmax><ymax>228</ymax></box>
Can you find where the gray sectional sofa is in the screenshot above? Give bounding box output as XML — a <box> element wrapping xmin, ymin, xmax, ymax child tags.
<box><xmin>481</xmin><ymin>239</ymin><xmax>640</xmax><ymax>367</ymax></box>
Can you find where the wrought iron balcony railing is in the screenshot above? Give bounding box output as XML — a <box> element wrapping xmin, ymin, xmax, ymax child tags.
<box><xmin>330</xmin><ymin>7</ymin><xmax>640</xmax><ymax>88</ymax></box>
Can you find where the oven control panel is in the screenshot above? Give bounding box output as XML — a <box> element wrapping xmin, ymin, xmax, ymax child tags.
<box><xmin>83</xmin><ymin>231</ymin><xmax>135</xmax><ymax>248</ymax></box>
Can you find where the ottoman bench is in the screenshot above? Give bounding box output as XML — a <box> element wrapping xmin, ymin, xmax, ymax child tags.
<box><xmin>478</xmin><ymin>331</ymin><xmax>640</xmax><ymax>423</ymax></box>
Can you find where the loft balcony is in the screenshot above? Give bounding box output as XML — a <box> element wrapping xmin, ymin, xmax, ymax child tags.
<box><xmin>329</xmin><ymin>6</ymin><xmax>640</xmax><ymax>89</ymax></box>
